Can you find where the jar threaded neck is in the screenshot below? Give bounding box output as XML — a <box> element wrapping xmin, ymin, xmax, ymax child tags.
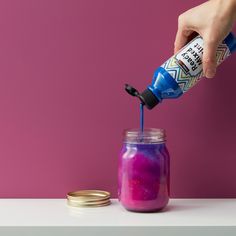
<box><xmin>123</xmin><ymin>128</ymin><xmax>166</xmax><ymax>144</ymax></box>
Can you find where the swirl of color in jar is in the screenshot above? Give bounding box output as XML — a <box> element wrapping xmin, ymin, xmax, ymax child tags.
<box><xmin>118</xmin><ymin>128</ymin><xmax>170</xmax><ymax>212</ymax></box>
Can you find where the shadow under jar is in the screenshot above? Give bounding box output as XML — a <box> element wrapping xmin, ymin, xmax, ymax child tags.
<box><xmin>118</xmin><ymin>128</ymin><xmax>170</xmax><ymax>212</ymax></box>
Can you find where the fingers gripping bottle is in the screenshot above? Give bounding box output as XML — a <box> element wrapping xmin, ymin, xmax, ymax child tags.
<box><xmin>125</xmin><ymin>33</ymin><xmax>236</xmax><ymax>109</ymax></box>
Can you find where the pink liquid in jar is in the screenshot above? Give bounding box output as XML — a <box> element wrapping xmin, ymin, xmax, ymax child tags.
<box><xmin>118</xmin><ymin>128</ymin><xmax>170</xmax><ymax>212</ymax></box>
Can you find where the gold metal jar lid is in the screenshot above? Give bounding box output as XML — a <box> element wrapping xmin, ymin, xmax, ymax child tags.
<box><xmin>67</xmin><ymin>190</ymin><xmax>111</xmax><ymax>207</ymax></box>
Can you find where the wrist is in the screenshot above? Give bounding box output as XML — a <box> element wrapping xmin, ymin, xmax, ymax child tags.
<box><xmin>215</xmin><ymin>0</ymin><xmax>236</xmax><ymax>22</ymax></box>
<box><xmin>209</xmin><ymin>0</ymin><xmax>236</xmax><ymax>18</ymax></box>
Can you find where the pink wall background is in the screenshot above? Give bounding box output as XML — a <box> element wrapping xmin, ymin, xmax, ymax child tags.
<box><xmin>0</xmin><ymin>0</ymin><xmax>235</xmax><ymax>198</ymax></box>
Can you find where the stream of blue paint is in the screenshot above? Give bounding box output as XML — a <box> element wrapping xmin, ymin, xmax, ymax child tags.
<box><xmin>140</xmin><ymin>103</ymin><xmax>144</xmax><ymax>132</ymax></box>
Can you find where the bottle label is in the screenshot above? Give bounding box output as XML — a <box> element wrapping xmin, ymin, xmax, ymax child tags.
<box><xmin>176</xmin><ymin>36</ymin><xmax>204</xmax><ymax>77</ymax></box>
<box><xmin>161</xmin><ymin>35</ymin><xmax>231</xmax><ymax>93</ymax></box>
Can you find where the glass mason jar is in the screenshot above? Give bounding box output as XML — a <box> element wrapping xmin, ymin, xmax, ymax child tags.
<box><xmin>118</xmin><ymin>128</ymin><xmax>170</xmax><ymax>212</ymax></box>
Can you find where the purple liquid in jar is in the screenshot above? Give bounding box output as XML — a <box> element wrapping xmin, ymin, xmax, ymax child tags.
<box><xmin>118</xmin><ymin>129</ymin><xmax>170</xmax><ymax>212</ymax></box>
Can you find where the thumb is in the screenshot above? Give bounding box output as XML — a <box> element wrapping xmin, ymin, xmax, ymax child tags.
<box><xmin>174</xmin><ymin>14</ymin><xmax>195</xmax><ymax>53</ymax></box>
<box><xmin>202</xmin><ymin>38</ymin><xmax>219</xmax><ymax>78</ymax></box>
<box><xmin>174</xmin><ymin>28</ymin><xmax>193</xmax><ymax>54</ymax></box>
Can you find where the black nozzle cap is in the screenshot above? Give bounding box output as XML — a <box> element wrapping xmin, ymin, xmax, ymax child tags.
<box><xmin>139</xmin><ymin>89</ymin><xmax>159</xmax><ymax>110</ymax></box>
<box><xmin>125</xmin><ymin>84</ymin><xmax>140</xmax><ymax>97</ymax></box>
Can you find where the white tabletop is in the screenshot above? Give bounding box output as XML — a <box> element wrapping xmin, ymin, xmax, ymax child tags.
<box><xmin>0</xmin><ymin>199</ymin><xmax>235</xmax><ymax>235</ymax></box>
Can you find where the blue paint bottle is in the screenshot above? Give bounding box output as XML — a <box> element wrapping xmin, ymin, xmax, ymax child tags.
<box><xmin>126</xmin><ymin>32</ymin><xmax>236</xmax><ymax>109</ymax></box>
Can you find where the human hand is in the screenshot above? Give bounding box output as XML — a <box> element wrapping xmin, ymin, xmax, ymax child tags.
<box><xmin>174</xmin><ymin>0</ymin><xmax>236</xmax><ymax>78</ymax></box>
